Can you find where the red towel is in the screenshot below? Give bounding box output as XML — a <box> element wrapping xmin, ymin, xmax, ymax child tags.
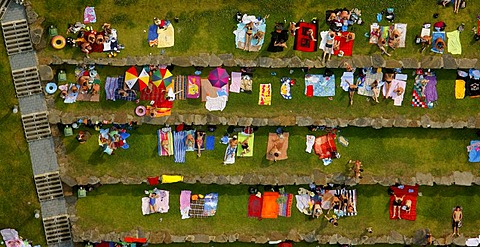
<box><xmin>294</xmin><ymin>22</ymin><xmax>318</xmax><ymax>52</ymax></box>
<box><xmin>248</xmin><ymin>194</ymin><xmax>263</xmax><ymax>219</ymax></box>
<box><xmin>314</xmin><ymin>133</ymin><xmax>337</xmax><ymax>159</ymax></box>
<box><xmin>147</xmin><ymin>176</ymin><xmax>159</xmax><ymax>186</ymax></box>
<box><xmin>333</xmin><ymin>32</ymin><xmax>354</xmax><ymax>56</ymax></box>
<box><xmin>389</xmin><ymin>185</ymin><xmax>419</xmax><ymax>221</ymax></box>
<box><xmin>306</xmin><ymin>85</ymin><xmax>314</xmax><ymax>97</ymax></box>
<box><xmin>124</xmin><ymin>237</ymin><xmax>147</xmax><ymax>243</ymax></box>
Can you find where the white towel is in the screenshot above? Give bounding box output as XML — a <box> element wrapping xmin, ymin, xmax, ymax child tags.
<box><xmin>319</xmin><ymin>31</ymin><xmax>329</xmax><ymax>50</ymax></box>
<box><xmin>141</xmin><ymin>197</ymin><xmax>150</xmax><ymax>215</ymax></box>
<box><xmin>341</xmin><ymin>72</ymin><xmax>354</xmax><ymax>92</ymax></box>
<box><xmin>306</xmin><ymin>135</ymin><xmax>315</xmax><ymax>153</ymax></box>
<box><xmin>205</xmin><ymin>95</ymin><xmax>228</xmax><ymax>111</ymax></box>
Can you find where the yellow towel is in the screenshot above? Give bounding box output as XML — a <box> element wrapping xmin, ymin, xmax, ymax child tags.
<box><xmin>455</xmin><ymin>79</ymin><xmax>465</xmax><ymax>99</ymax></box>
<box><xmin>157</xmin><ymin>25</ymin><xmax>174</xmax><ymax>48</ymax></box>
<box><xmin>161</xmin><ymin>175</ymin><xmax>183</xmax><ymax>183</ymax></box>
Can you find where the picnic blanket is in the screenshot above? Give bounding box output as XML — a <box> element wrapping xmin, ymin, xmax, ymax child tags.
<box><xmin>180</xmin><ymin>190</ymin><xmax>191</xmax><ymax>219</ymax></box>
<box><xmin>389</xmin><ymin>185</ymin><xmax>419</xmax><ymax>221</ymax></box>
<box><xmin>431</xmin><ymin>31</ymin><xmax>446</xmax><ymax>54</ymax></box>
<box><xmin>158</xmin><ymin>128</ymin><xmax>174</xmax><ymax>156</ymax></box>
<box><xmin>412</xmin><ymin>75</ymin><xmax>437</xmax><ymax>108</ymax></box>
<box><xmin>305</xmin><ymin>74</ymin><xmax>335</xmax><ymax>97</ymax></box>
<box><xmin>357</xmin><ymin>69</ymin><xmax>383</xmax><ymax>97</ymax></box>
<box><xmin>105</xmin><ymin>77</ymin><xmax>119</xmax><ymax>100</ymax></box>
<box><xmin>294</xmin><ymin>22</ymin><xmax>318</xmax><ymax>52</ymax></box>
<box><xmin>248</xmin><ymin>194</ymin><xmax>263</xmax><ymax>219</ymax></box>
<box><xmin>468</xmin><ymin>140</ymin><xmax>480</xmax><ymax>162</ymax></box>
<box><xmin>187</xmin><ymin>75</ymin><xmax>200</xmax><ymax>98</ymax></box>
<box><xmin>203</xmin><ymin>192</ymin><xmax>219</xmax><ymax>216</ymax></box>
<box><xmin>313</xmin><ymin>133</ymin><xmax>337</xmax><ymax>159</ymax></box>
<box><xmin>114</xmin><ymin>76</ymin><xmax>137</xmax><ymax>101</ymax></box>
<box><xmin>278</xmin><ymin>193</ymin><xmax>293</xmax><ymax>217</ymax></box>
<box><xmin>258</xmin><ymin>84</ymin><xmax>271</xmax><ymax>105</ymax></box>
<box><xmin>230</xmin><ymin>72</ymin><xmax>242</xmax><ymax>93</ymax></box>
<box><xmin>261</xmin><ymin>192</ymin><xmax>280</xmax><ymax>219</ymax></box>
<box><xmin>340</xmin><ymin>72</ymin><xmax>354</xmax><ymax>92</ymax></box>
<box><xmin>157</xmin><ymin>24</ymin><xmax>174</xmax><ymax>48</ymax></box>
<box><xmin>333</xmin><ymin>32</ymin><xmax>354</xmax><ymax>56</ymax></box>
<box><xmin>237</xmin><ymin>132</ymin><xmax>254</xmax><ymax>157</ymax></box>
<box><xmin>83</xmin><ymin>6</ymin><xmax>96</xmax><ymax>24</ymax></box>
<box><xmin>173</xmin><ymin>131</ymin><xmax>186</xmax><ymax>163</ymax></box>
<box><xmin>233</xmin><ymin>15</ymin><xmax>266</xmax><ymax>52</ymax></box>
<box><xmin>266</xmin><ymin>133</ymin><xmax>289</xmax><ymax>161</ymax></box>
<box><xmin>224</xmin><ymin>140</ymin><xmax>237</xmax><ymax>164</ymax></box>
<box><xmin>447</xmin><ymin>30</ymin><xmax>462</xmax><ymax>55</ymax></box>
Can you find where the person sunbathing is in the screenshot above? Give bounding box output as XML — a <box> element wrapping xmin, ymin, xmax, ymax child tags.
<box><xmin>344</xmin><ymin>32</ymin><xmax>355</xmax><ymax>43</ymax></box>
<box><xmin>307</xmin><ymin>29</ymin><xmax>317</xmax><ymax>41</ymax></box>
<box><xmin>371</xmin><ymin>80</ymin><xmax>380</xmax><ymax>103</ymax></box>
<box><xmin>161</xmin><ymin>139</ymin><xmax>170</xmax><ymax>155</ymax></box>
<box><xmin>392</xmin><ymin>193</ymin><xmax>405</xmax><ymax>219</ymax></box>
<box><xmin>434</xmin><ymin>37</ymin><xmax>446</xmax><ymax>52</ymax></box>
<box><xmin>324</xmin><ymin>214</ymin><xmax>338</xmax><ymax>227</ymax></box>
<box><xmin>149</xmin><ymin>192</ymin><xmax>159</xmax><ymax>212</ymax></box>
<box><xmin>345</xmin><ymin>80</ymin><xmax>358</xmax><ymax>106</ymax></box>
<box><xmin>245</xmin><ymin>22</ymin><xmax>254</xmax><ymax>51</ymax></box>
<box><xmin>402</xmin><ymin>199</ymin><xmax>412</xmax><ymax>214</ymax></box>
<box><xmin>186</xmin><ymin>133</ymin><xmax>195</xmax><ymax>149</ymax></box>
<box><xmin>388</xmin><ymin>29</ymin><xmax>401</xmax><ymax>49</ymax></box>
<box><xmin>196</xmin><ymin>132</ymin><xmax>205</xmax><ymax>157</ymax></box>
<box><xmin>240</xmin><ymin>135</ymin><xmax>252</xmax><ymax>156</ymax></box>
<box><xmin>393</xmin><ymin>86</ymin><xmax>404</xmax><ymax>96</ymax></box>
<box><xmin>377</xmin><ymin>37</ymin><xmax>391</xmax><ymax>57</ymax></box>
<box><xmin>370</xmin><ymin>28</ymin><xmax>381</xmax><ymax>44</ymax></box>
<box><xmin>253</xmin><ymin>31</ymin><xmax>265</xmax><ymax>45</ymax></box>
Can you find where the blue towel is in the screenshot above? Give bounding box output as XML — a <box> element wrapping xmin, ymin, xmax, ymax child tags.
<box><xmin>206</xmin><ymin>136</ymin><xmax>215</xmax><ymax>150</ymax></box>
<box><xmin>174</xmin><ymin>131</ymin><xmax>187</xmax><ymax>163</ymax></box>
<box><xmin>431</xmin><ymin>32</ymin><xmax>446</xmax><ymax>54</ymax></box>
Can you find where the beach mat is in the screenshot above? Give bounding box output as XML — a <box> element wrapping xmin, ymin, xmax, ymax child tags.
<box><xmin>314</xmin><ymin>133</ymin><xmax>337</xmax><ymax>159</ymax></box>
<box><xmin>201</xmin><ymin>78</ymin><xmax>218</xmax><ymax>102</ymax></box>
<box><xmin>278</xmin><ymin>193</ymin><xmax>293</xmax><ymax>217</ymax></box>
<box><xmin>431</xmin><ymin>31</ymin><xmax>446</xmax><ymax>54</ymax></box>
<box><xmin>447</xmin><ymin>30</ymin><xmax>462</xmax><ymax>55</ymax></box>
<box><xmin>248</xmin><ymin>194</ymin><xmax>263</xmax><ymax>219</ymax></box>
<box><xmin>230</xmin><ymin>72</ymin><xmax>242</xmax><ymax>93</ymax></box>
<box><xmin>389</xmin><ymin>185</ymin><xmax>418</xmax><ymax>221</ymax></box>
<box><xmin>173</xmin><ymin>131</ymin><xmax>186</xmax><ymax>163</ymax></box>
<box><xmin>294</xmin><ymin>22</ymin><xmax>318</xmax><ymax>52</ymax></box>
<box><xmin>266</xmin><ymin>132</ymin><xmax>289</xmax><ymax>161</ymax></box>
<box><xmin>237</xmin><ymin>132</ymin><xmax>254</xmax><ymax>157</ymax></box>
<box><xmin>157</xmin><ymin>24</ymin><xmax>174</xmax><ymax>48</ymax></box>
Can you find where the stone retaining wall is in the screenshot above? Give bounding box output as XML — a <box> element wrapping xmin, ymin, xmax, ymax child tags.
<box><xmin>70</xmin><ymin>225</ymin><xmax>467</xmax><ymax>246</ymax></box>
<box><xmin>39</xmin><ymin>54</ymin><xmax>480</xmax><ymax>71</ymax></box>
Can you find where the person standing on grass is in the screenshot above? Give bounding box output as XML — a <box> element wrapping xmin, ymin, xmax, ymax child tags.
<box><xmin>452</xmin><ymin>206</ymin><xmax>463</xmax><ymax>236</ymax></box>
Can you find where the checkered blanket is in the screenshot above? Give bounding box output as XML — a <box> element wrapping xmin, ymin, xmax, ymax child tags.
<box><xmin>189</xmin><ymin>198</ymin><xmax>207</xmax><ymax>218</ymax></box>
<box><xmin>412</xmin><ymin>75</ymin><xmax>427</xmax><ymax>108</ymax></box>
<box><xmin>114</xmin><ymin>76</ymin><xmax>137</xmax><ymax>101</ymax></box>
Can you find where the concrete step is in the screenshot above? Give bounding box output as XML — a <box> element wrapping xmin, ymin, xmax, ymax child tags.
<box><xmin>0</xmin><ymin>0</ymin><xmax>10</xmax><ymax>20</ymax></box>
<box><xmin>34</xmin><ymin>172</ymin><xmax>64</xmax><ymax>202</ymax></box>
<box><xmin>42</xmin><ymin>214</ymin><xmax>72</xmax><ymax>244</ymax></box>
<box><xmin>21</xmin><ymin>112</ymin><xmax>51</xmax><ymax>141</ymax></box>
<box><xmin>1</xmin><ymin>19</ymin><xmax>32</xmax><ymax>55</ymax></box>
<box><xmin>11</xmin><ymin>67</ymin><xmax>42</xmax><ymax>97</ymax></box>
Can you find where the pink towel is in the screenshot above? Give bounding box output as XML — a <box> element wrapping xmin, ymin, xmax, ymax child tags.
<box><xmin>230</xmin><ymin>72</ymin><xmax>242</xmax><ymax>93</ymax></box>
<box><xmin>180</xmin><ymin>190</ymin><xmax>191</xmax><ymax>210</ymax></box>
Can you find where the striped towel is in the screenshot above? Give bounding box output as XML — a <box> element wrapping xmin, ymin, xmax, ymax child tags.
<box><xmin>335</xmin><ymin>188</ymin><xmax>357</xmax><ymax>216</ymax></box>
<box><xmin>105</xmin><ymin>77</ymin><xmax>118</xmax><ymax>101</ymax></box>
<box><xmin>174</xmin><ymin>131</ymin><xmax>186</xmax><ymax>163</ymax></box>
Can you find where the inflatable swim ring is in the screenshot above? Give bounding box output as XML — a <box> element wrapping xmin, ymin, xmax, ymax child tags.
<box><xmin>45</xmin><ymin>82</ymin><xmax>57</xmax><ymax>94</ymax></box>
<box><xmin>135</xmin><ymin>105</ymin><xmax>146</xmax><ymax>117</ymax></box>
<box><xmin>51</xmin><ymin>35</ymin><xmax>66</xmax><ymax>50</ymax></box>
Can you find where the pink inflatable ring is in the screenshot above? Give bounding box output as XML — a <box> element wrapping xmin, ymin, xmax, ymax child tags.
<box><xmin>135</xmin><ymin>105</ymin><xmax>146</xmax><ymax>117</ymax></box>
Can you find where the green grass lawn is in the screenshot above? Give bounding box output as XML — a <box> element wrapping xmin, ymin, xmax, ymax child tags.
<box><xmin>76</xmin><ymin>183</ymin><xmax>480</xmax><ymax>240</ymax></box>
<box><xmin>0</xmin><ymin>38</ymin><xmax>46</xmax><ymax>245</ymax></box>
<box><xmin>62</xmin><ymin>125</ymin><xmax>478</xmax><ymax>180</ymax></box>
<box><xmin>33</xmin><ymin>0</ymin><xmax>480</xmax><ymax>60</ymax></box>
<box><xmin>52</xmin><ymin>66</ymin><xmax>480</xmax><ymax>122</ymax></box>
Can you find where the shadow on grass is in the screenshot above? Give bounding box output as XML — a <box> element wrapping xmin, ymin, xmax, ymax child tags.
<box><xmin>88</xmin><ymin>147</ymin><xmax>107</xmax><ymax>165</ymax></box>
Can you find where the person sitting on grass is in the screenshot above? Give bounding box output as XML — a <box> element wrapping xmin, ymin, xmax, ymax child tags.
<box><xmin>371</xmin><ymin>80</ymin><xmax>380</xmax><ymax>103</ymax></box>
<box><xmin>377</xmin><ymin>37</ymin><xmax>391</xmax><ymax>57</ymax></box>
<box><xmin>267</xmin><ymin>23</ymin><xmax>289</xmax><ymax>52</ymax></box>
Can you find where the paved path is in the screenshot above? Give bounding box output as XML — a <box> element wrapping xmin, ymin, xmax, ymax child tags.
<box><xmin>1</xmin><ymin>1</ymin><xmax>73</xmax><ymax>246</ymax></box>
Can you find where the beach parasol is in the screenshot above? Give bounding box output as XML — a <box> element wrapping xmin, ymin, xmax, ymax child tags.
<box><xmin>124</xmin><ymin>66</ymin><xmax>138</xmax><ymax>89</ymax></box>
<box><xmin>208</xmin><ymin>67</ymin><xmax>229</xmax><ymax>88</ymax></box>
<box><xmin>152</xmin><ymin>68</ymin><xmax>173</xmax><ymax>88</ymax></box>
<box><xmin>138</xmin><ymin>68</ymin><xmax>150</xmax><ymax>91</ymax></box>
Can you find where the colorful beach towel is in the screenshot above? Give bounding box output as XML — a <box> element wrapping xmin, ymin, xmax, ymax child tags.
<box><xmin>294</xmin><ymin>21</ymin><xmax>318</xmax><ymax>52</ymax></box>
<box><xmin>313</xmin><ymin>133</ymin><xmax>337</xmax><ymax>159</ymax></box>
<box><xmin>185</xmin><ymin>130</ymin><xmax>196</xmax><ymax>151</ymax></box>
<box><xmin>158</xmin><ymin>128</ymin><xmax>174</xmax><ymax>156</ymax></box>
<box><xmin>468</xmin><ymin>140</ymin><xmax>480</xmax><ymax>162</ymax></box>
<box><xmin>203</xmin><ymin>192</ymin><xmax>219</xmax><ymax>216</ymax></box>
<box><xmin>266</xmin><ymin>133</ymin><xmax>289</xmax><ymax>161</ymax></box>
<box><xmin>258</xmin><ymin>84</ymin><xmax>271</xmax><ymax>105</ymax></box>
<box><xmin>278</xmin><ymin>193</ymin><xmax>293</xmax><ymax>217</ymax></box>
<box><xmin>230</xmin><ymin>72</ymin><xmax>242</xmax><ymax>93</ymax></box>
<box><xmin>187</xmin><ymin>75</ymin><xmax>201</xmax><ymax>99</ymax></box>
<box><xmin>148</xmin><ymin>24</ymin><xmax>158</xmax><ymax>47</ymax></box>
<box><xmin>335</xmin><ymin>189</ymin><xmax>357</xmax><ymax>216</ymax></box>
<box><xmin>105</xmin><ymin>77</ymin><xmax>118</xmax><ymax>101</ymax></box>
<box><xmin>248</xmin><ymin>194</ymin><xmax>263</xmax><ymax>219</ymax></box>
<box><xmin>261</xmin><ymin>192</ymin><xmax>280</xmax><ymax>219</ymax></box>
<box><xmin>237</xmin><ymin>132</ymin><xmax>254</xmax><ymax>157</ymax></box>
<box><xmin>224</xmin><ymin>140</ymin><xmax>237</xmax><ymax>164</ymax></box>
<box><xmin>447</xmin><ymin>30</ymin><xmax>462</xmax><ymax>55</ymax></box>
<box><xmin>305</xmin><ymin>74</ymin><xmax>335</xmax><ymax>97</ymax></box>
<box><xmin>173</xmin><ymin>131</ymin><xmax>186</xmax><ymax>163</ymax></box>
<box><xmin>280</xmin><ymin>77</ymin><xmax>292</xmax><ymax>99</ymax></box>
<box><xmin>83</xmin><ymin>7</ymin><xmax>96</xmax><ymax>24</ymax></box>
<box><xmin>180</xmin><ymin>190</ymin><xmax>191</xmax><ymax>219</ymax></box>
<box><xmin>233</xmin><ymin>15</ymin><xmax>267</xmax><ymax>52</ymax></box>
<box><xmin>389</xmin><ymin>185</ymin><xmax>419</xmax><ymax>221</ymax></box>
<box><xmin>114</xmin><ymin>76</ymin><xmax>137</xmax><ymax>101</ymax></box>
<box><xmin>412</xmin><ymin>75</ymin><xmax>428</xmax><ymax>108</ymax></box>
